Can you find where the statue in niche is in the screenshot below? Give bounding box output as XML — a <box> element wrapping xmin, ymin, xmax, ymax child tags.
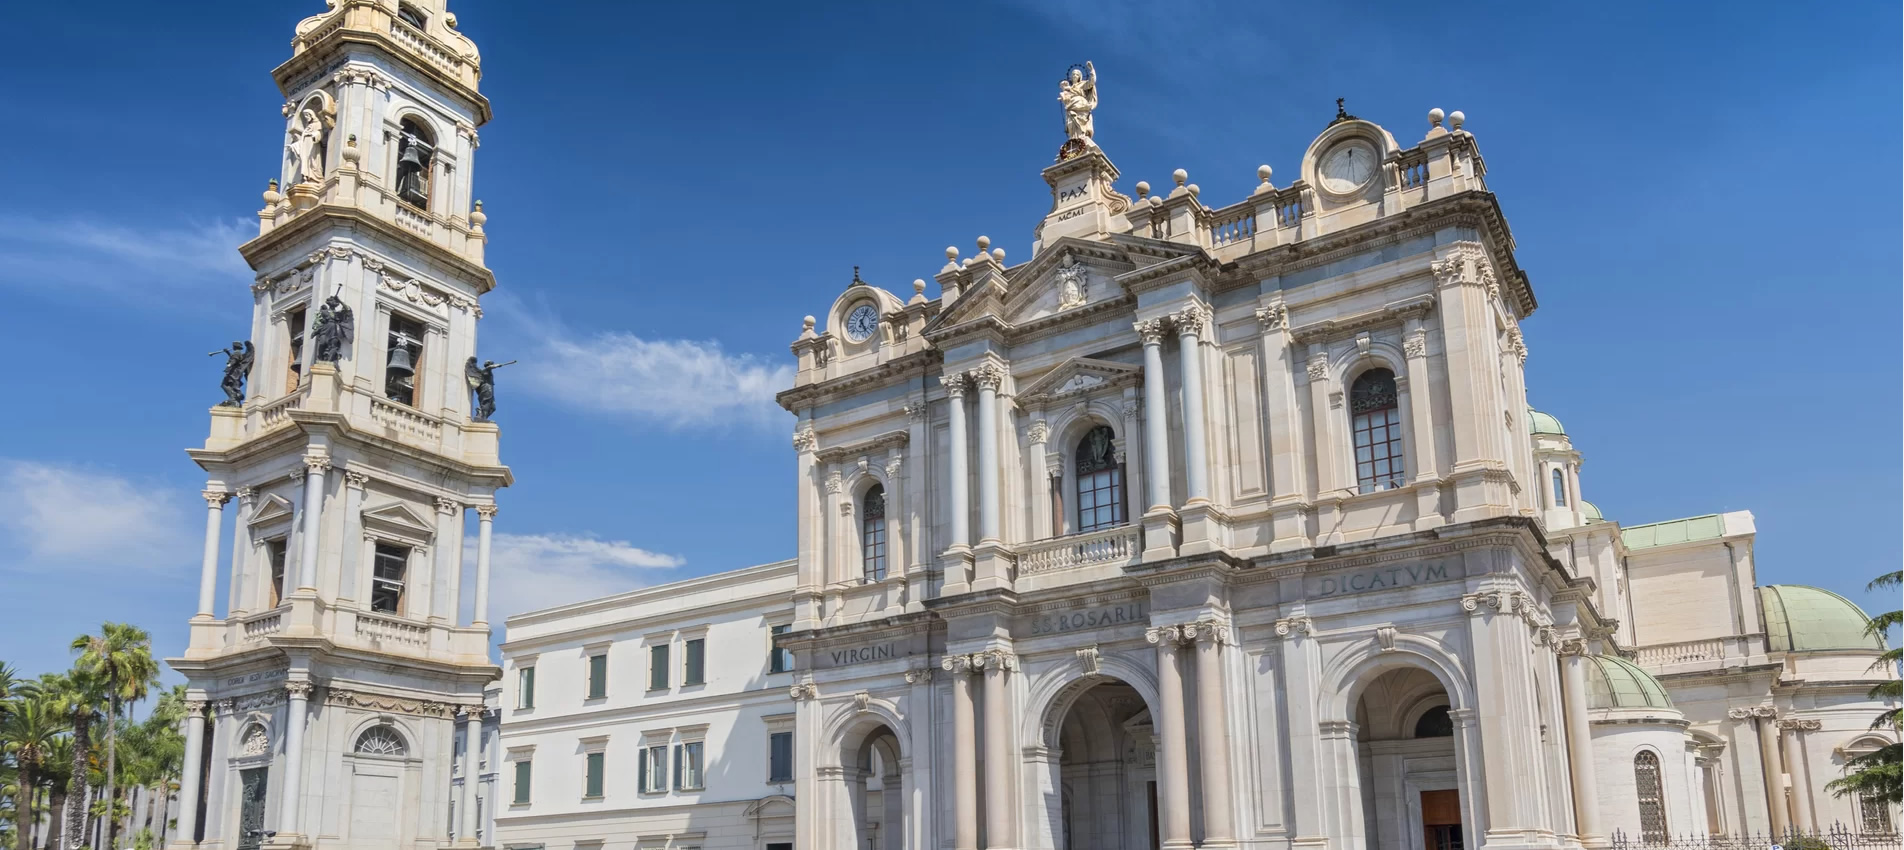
<box><xmin>310</xmin><ymin>295</ymin><xmax>354</xmax><ymax>362</ymax></box>
<box><xmin>395</xmin><ymin>129</ymin><xmax>434</xmax><ymax>209</ymax></box>
<box><xmin>1058</xmin><ymin>61</ymin><xmax>1098</xmax><ymax>146</ymax></box>
<box><xmin>465</xmin><ymin>357</ymin><xmax>515</xmax><ymax>422</ymax></box>
<box><xmin>286</xmin><ymin>107</ymin><xmax>329</xmax><ymax>185</ymax></box>
<box><xmin>210</xmin><ymin>341</ymin><xmax>253</xmax><ymax>406</ymax></box>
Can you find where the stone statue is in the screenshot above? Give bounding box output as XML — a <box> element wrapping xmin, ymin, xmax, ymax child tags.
<box><xmin>287</xmin><ymin>108</ymin><xmax>327</xmax><ymax>185</ymax></box>
<box><xmin>465</xmin><ymin>357</ymin><xmax>515</xmax><ymax>422</ymax></box>
<box><xmin>210</xmin><ymin>341</ymin><xmax>254</xmax><ymax>406</ymax></box>
<box><xmin>311</xmin><ymin>295</ymin><xmax>354</xmax><ymax>362</ymax></box>
<box><xmin>1059</xmin><ymin>61</ymin><xmax>1098</xmax><ymax>146</ymax></box>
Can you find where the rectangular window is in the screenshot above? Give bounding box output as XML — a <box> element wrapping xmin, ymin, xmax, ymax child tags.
<box><xmin>284</xmin><ymin>306</ymin><xmax>307</xmax><ymax>393</ymax></box>
<box><xmin>649</xmin><ymin>644</ymin><xmax>669</xmax><ymax>690</ymax></box>
<box><xmin>511</xmin><ymin>759</ymin><xmax>532</xmax><ymax>805</ymax></box>
<box><xmin>674</xmin><ymin>741</ymin><xmax>704</xmax><ymax>791</ymax></box>
<box><xmin>370</xmin><ymin>543</ymin><xmax>408</xmax><ymax>614</ymax></box>
<box><xmin>266</xmin><ymin>539</ymin><xmax>288</xmax><ymax>607</ymax></box>
<box><xmin>682</xmin><ymin>638</ymin><xmax>705</xmax><ymax>686</ymax></box>
<box><xmin>769</xmin><ymin>624</ymin><xmax>793</xmax><ymax>674</ymax></box>
<box><xmin>586</xmin><ymin>654</ymin><xmax>607</xmax><ymax>700</ymax></box>
<box><xmin>517</xmin><ymin>667</ymin><xmax>535</xmax><ymax>710</ymax></box>
<box><xmin>583</xmin><ymin>751</ymin><xmax>604</xmax><ymax>799</ymax></box>
<box><xmin>768</xmin><ymin>731</ymin><xmax>793</xmax><ymax>783</ymax></box>
<box><xmin>384</xmin><ymin>313</ymin><xmax>425</xmax><ymax>407</ymax></box>
<box><xmin>638</xmin><ymin>744</ymin><xmax>667</xmax><ymax>794</ymax></box>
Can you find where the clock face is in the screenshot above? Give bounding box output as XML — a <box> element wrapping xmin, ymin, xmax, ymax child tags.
<box><xmin>845</xmin><ymin>303</ymin><xmax>880</xmax><ymax>342</ymax></box>
<box><xmin>1319</xmin><ymin>141</ymin><xmax>1378</xmax><ymax>194</ymax></box>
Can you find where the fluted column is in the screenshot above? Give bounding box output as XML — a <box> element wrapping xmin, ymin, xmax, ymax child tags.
<box><xmin>942</xmin><ymin>655</ymin><xmax>979</xmax><ymax>850</ymax></box>
<box><xmin>1146</xmin><ymin>626</ymin><xmax>1193</xmax><ymax>849</ymax></box>
<box><xmin>1193</xmin><ymin>620</ymin><xmax>1237</xmax><ymax>847</ymax></box>
<box><xmin>296</xmin><ymin>457</ymin><xmax>329</xmax><ymax>591</ymax></box>
<box><xmin>174</xmin><ymin>699</ymin><xmax>208</xmax><ymax>845</ymax></box>
<box><xmin>944</xmin><ymin>374</ymin><xmax>971</xmax><ymax>548</ymax></box>
<box><xmin>473</xmin><ymin>505</ymin><xmax>497</xmax><ymax>628</ymax></box>
<box><xmin>974</xmin><ymin>363</ymin><xmax>1004</xmax><ymax>543</ymax></box>
<box><xmin>197</xmin><ymin>490</ymin><xmax>231</xmax><ymax>617</ymax></box>
<box><xmin>1173</xmin><ymin>306</ymin><xmax>1210</xmax><ymax>503</ymax></box>
<box><xmin>979</xmin><ymin>651</ymin><xmax>1016</xmax><ymax>849</ymax></box>
<box><xmin>1559</xmin><ymin>642</ymin><xmax>1605</xmax><ymax>848</ymax></box>
<box><xmin>279</xmin><ymin>680</ymin><xmax>312</xmax><ymax>835</ymax></box>
<box><xmin>1136</xmin><ymin>320</ymin><xmax>1172</xmax><ymax>510</ymax></box>
<box><xmin>457</xmin><ymin>705</ymin><xmax>482</xmax><ymax>845</ymax></box>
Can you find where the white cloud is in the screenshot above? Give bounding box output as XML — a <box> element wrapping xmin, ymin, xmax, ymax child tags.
<box><xmin>518</xmin><ymin>332</ymin><xmax>794</xmax><ymax>429</ymax></box>
<box><xmin>0</xmin><ymin>214</ymin><xmax>253</xmax><ymax>300</ymax></box>
<box><xmin>0</xmin><ymin>460</ymin><xmax>198</xmax><ymax>574</ymax></box>
<box><xmin>474</xmin><ymin>532</ymin><xmax>686</xmax><ymax>622</ymax></box>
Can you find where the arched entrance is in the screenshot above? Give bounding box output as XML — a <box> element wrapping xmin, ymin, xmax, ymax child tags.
<box><xmin>843</xmin><ymin>724</ymin><xmax>905</xmax><ymax>850</ymax></box>
<box><xmin>1353</xmin><ymin>667</ymin><xmax>1465</xmax><ymax>850</ymax></box>
<box><xmin>1054</xmin><ymin>680</ymin><xmax>1157</xmax><ymax>850</ymax></box>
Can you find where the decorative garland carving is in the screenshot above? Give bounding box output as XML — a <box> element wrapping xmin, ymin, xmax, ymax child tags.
<box><xmin>324</xmin><ymin>688</ymin><xmax>454</xmax><ymax>718</ymax></box>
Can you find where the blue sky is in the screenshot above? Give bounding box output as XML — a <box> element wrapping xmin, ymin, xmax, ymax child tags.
<box><xmin>0</xmin><ymin>0</ymin><xmax>1897</xmax><ymax>684</ymax></box>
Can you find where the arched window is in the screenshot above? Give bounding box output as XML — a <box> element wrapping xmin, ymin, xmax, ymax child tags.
<box><xmin>1634</xmin><ymin>750</ymin><xmax>1667</xmax><ymax>842</ymax></box>
<box><xmin>1074</xmin><ymin>425</ymin><xmax>1125</xmax><ymax>532</ymax></box>
<box><xmin>1412</xmin><ymin>705</ymin><xmax>1454</xmax><ymax>738</ymax></box>
<box><xmin>1551</xmin><ymin>468</ymin><xmax>1568</xmax><ymax>507</ymax></box>
<box><xmin>1350</xmin><ymin>369</ymin><xmax>1405</xmax><ymax>493</ymax></box>
<box><xmin>395</xmin><ymin>117</ymin><xmax>436</xmax><ymax>210</ymax></box>
<box><xmin>355</xmin><ymin>725</ymin><xmax>408</xmax><ymax>757</ymax></box>
<box><xmin>861</xmin><ymin>486</ymin><xmax>886</xmax><ymax>582</ymax></box>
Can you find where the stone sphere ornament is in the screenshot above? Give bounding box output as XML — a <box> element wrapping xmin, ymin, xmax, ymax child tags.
<box><xmin>976</xmin><ymin>235</ymin><xmax>991</xmax><ymax>252</ymax></box>
<box><xmin>991</xmin><ymin>248</ymin><xmax>1005</xmax><ymax>263</ymax></box>
<box><xmin>1429</xmin><ymin>108</ymin><xmax>1445</xmax><ymax>127</ymax></box>
<box><xmin>1450</xmin><ymin>110</ymin><xmax>1465</xmax><ymax>130</ymax></box>
<box><xmin>1172</xmin><ymin>168</ymin><xmax>1188</xmax><ymax>186</ymax></box>
<box><xmin>1135</xmin><ymin>180</ymin><xmax>1150</xmax><ymax>198</ymax></box>
<box><xmin>1258</xmin><ymin>165</ymin><xmax>1272</xmax><ymax>183</ymax></box>
<box><xmin>945</xmin><ymin>246</ymin><xmax>959</xmax><ymax>260</ymax></box>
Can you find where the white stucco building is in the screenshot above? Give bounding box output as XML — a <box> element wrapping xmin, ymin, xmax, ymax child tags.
<box><xmin>488</xmin><ymin>57</ymin><xmax>1899</xmax><ymax>850</ymax></box>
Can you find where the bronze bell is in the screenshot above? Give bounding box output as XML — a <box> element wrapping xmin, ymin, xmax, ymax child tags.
<box><xmin>386</xmin><ymin>344</ymin><xmax>416</xmax><ymax>377</ymax></box>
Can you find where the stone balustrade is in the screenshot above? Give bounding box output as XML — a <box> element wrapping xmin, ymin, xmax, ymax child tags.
<box><xmin>1019</xmin><ymin>524</ymin><xmax>1142</xmax><ymax>575</ymax></box>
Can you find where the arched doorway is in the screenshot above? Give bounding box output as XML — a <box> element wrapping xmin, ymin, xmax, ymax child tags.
<box><xmin>1353</xmin><ymin>667</ymin><xmax>1465</xmax><ymax>850</ymax></box>
<box><xmin>844</xmin><ymin>724</ymin><xmax>905</xmax><ymax>850</ymax></box>
<box><xmin>1055</xmin><ymin>680</ymin><xmax>1157</xmax><ymax>850</ymax></box>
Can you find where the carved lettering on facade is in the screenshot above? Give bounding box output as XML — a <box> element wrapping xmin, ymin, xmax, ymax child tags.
<box><xmin>1311</xmin><ymin>562</ymin><xmax>1451</xmax><ymax>598</ymax></box>
<box><xmin>826</xmin><ymin>643</ymin><xmax>898</xmax><ymax>667</ymax></box>
<box><xmin>1026</xmin><ymin>601</ymin><xmax>1146</xmax><ymax>636</ymax></box>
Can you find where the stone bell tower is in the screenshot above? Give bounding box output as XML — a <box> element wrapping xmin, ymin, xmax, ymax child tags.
<box><xmin>168</xmin><ymin>2</ymin><xmax>506</xmax><ymax>849</ymax></box>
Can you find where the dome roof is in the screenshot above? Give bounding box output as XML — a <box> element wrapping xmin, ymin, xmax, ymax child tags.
<box><xmin>1585</xmin><ymin>654</ymin><xmax>1674</xmax><ymax>710</ymax></box>
<box><xmin>1758</xmin><ymin>585</ymin><xmax>1885</xmax><ymax>652</ymax></box>
<box><xmin>1581</xmin><ymin>501</ymin><xmax>1604</xmax><ymax>523</ymax></box>
<box><xmin>1528</xmin><ymin>408</ymin><xmax>1566</xmax><ymax>436</ymax></box>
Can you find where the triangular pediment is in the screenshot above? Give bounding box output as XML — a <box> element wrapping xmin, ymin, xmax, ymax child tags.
<box><xmin>360</xmin><ymin>501</ymin><xmax>435</xmax><ymax>537</ymax></box>
<box><xmin>1018</xmin><ymin>356</ymin><xmax>1142</xmax><ymax>405</ymax></box>
<box><xmin>248</xmin><ymin>493</ymin><xmax>295</xmax><ymax>526</ymax></box>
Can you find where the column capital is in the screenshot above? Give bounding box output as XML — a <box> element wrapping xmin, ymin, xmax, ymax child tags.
<box><xmin>184</xmin><ymin>699</ymin><xmax>208</xmax><ymax>717</ymax></box>
<box><xmin>825</xmin><ymin>469</ymin><xmax>843</xmax><ymax>494</ymax></box>
<box><xmin>202</xmin><ymin>489</ymin><xmax>232</xmax><ymax>507</ymax></box>
<box><xmin>1776</xmin><ymin>717</ymin><xmax>1822</xmax><ymax>731</ymax></box>
<box><xmin>940</xmin><ymin>371</ymin><xmax>970</xmax><ymax>398</ymax></box>
<box><xmin>972</xmin><ymin>362</ymin><xmax>1006</xmax><ymax>391</ymax></box>
<box><xmin>1133</xmin><ymin>318</ymin><xmax>1169</xmax><ymax>345</ymax></box>
<box><xmin>792</xmin><ymin>424</ymin><xmax>817</xmax><ymax>453</ymax></box>
<box><xmin>1192</xmin><ymin>617</ymin><xmax>1232</xmax><ymax>646</ymax></box>
<box><xmin>973</xmin><ymin>649</ymin><xmax>1017</xmax><ymax>672</ymax></box>
<box><xmin>904</xmin><ymin>663</ymin><xmax>936</xmax><ymax>684</ymax></box>
<box><xmin>235</xmin><ymin>486</ymin><xmax>257</xmax><ymax>502</ymax></box>
<box><xmin>474</xmin><ymin>504</ymin><xmax>499</xmax><ymax>520</ymax></box>
<box><xmin>1145</xmin><ymin>624</ymin><xmax>1196</xmax><ymax>646</ymax></box>
<box><xmin>1557</xmin><ymin>638</ymin><xmax>1588</xmax><ymax>657</ymax></box>
<box><xmin>788</xmin><ymin>682</ymin><xmax>818</xmax><ymax>701</ymax></box>
<box><xmin>1305</xmin><ymin>352</ymin><xmax>1331</xmax><ymax>382</ymax></box>
<box><xmin>1727</xmin><ymin>706</ymin><xmax>1778</xmax><ymax>720</ymax></box>
<box><xmin>1028</xmin><ymin>419</ymin><xmax>1050</xmax><ymax>445</ymax></box>
<box><xmin>342</xmin><ymin>470</ymin><xmax>371</xmax><ymax>489</ymax></box>
<box><xmin>1404</xmin><ymin>328</ymin><xmax>1428</xmax><ymax>359</ymax></box>
<box><xmin>285</xmin><ymin>680</ymin><xmax>314</xmax><ymax>699</ymax></box>
<box><xmin>1254</xmin><ymin>302</ymin><xmax>1288</xmax><ymax>331</ymax></box>
<box><xmin>1170</xmin><ymin>304</ymin><xmax>1210</xmax><ymax>338</ymax></box>
<box><xmin>288</xmin><ymin>467</ymin><xmax>306</xmax><ymax>482</ymax></box>
<box><xmin>435</xmin><ymin>496</ymin><xmax>463</xmax><ymax>515</ymax></box>
<box><xmin>1273</xmin><ymin>616</ymin><xmax>1314</xmax><ymax>639</ymax></box>
<box><xmin>303</xmin><ymin>455</ymin><xmax>333</xmax><ymax>473</ymax></box>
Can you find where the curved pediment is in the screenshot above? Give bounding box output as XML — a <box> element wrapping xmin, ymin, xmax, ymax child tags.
<box><xmin>1019</xmin><ymin>356</ymin><xmax>1142</xmax><ymax>405</ymax></box>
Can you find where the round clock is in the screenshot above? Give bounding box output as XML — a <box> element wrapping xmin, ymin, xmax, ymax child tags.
<box><xmin>844</xmin><ymin>303</ymin><xmax>880</xmax><ymax>342</ymax></box>
<box><xmin>1318</xmin><ymin>140</ymin><xmax>1378</xmax><ymax>194</ymax></box>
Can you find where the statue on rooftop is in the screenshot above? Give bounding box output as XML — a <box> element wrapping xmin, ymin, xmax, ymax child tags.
<box><xmin>311</xmin><ymin>295</ymin><xmax>354</xmax><ymax>363</ymax></box>
<box><xmin>210</xmin><ymin>341</ymin><xmax>254</xmax><ymax>406</ymax></box>
<box><xmin>465</xmin><ymin>357</ymin><xmax>515</xmax><ymax>422</ymax></box>
<box><xmin>1059</xmin><ymin>61</ymin><xmax>1098</xmax><ymax>147</ymax></box>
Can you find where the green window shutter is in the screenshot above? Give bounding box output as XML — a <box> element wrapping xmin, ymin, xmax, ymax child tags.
<box><xmin>587</xmin><ymin>654</ymin><xmax>607</xmax><ymax>699</ymax></box>
<box><xmin>769</xmin><ymin>731</ymin><xmax>792</xmax><ymax>782</ymax></box>
<box><xmin>637</xmin><ymin>746</ymin><xmax>648</xmax><ymax>792</ymax></box>
<box><xmin>650</xmin><ymin>644</ymin><xmax>669</xmax><ymax>690</ymax></box>
<box><xmin>584</xmin><ymin>752</ymin><xmax>604</xmax><ymax>798</ymax></box>
<box><xmin>684</xmin><ymin>639</ymin><xmax>705</xmax><ymax>685</ymax></box>
<box><xmin>769</xmin><ymin>624</ymin><xmax>792</xmax><ymax>673</ymax></box>
<box><xmin>672</xmin><ymin>744</ymin><xmax>684</xmax><ymax>790</ymax></box>
<box><xmin>512</xmin><ymin>760</ymin><xmax>531</xmax><ymax>804</ymax></box>
<box><xmin>518</xmin><ymin>667</ymin><xmax>535</xmax><ymax>709</ymax></box>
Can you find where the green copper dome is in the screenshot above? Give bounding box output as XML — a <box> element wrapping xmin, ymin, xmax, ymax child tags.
<box><xmin>1585</xmin><ymin>654</ymin><xmax>1674</xmax><ymax>710</ymax></box>
<box><xmin>1758</xmin><ymin>585</ymin><xmax>1885</xmax><ymax>652</ymax></box>
<box><xmin>1581</xmin><ymin>501</ymin><xmax>1605</xmax><ymax>523</ymax></box>
<box><xmin>1528</xmin><ymin>408</ymin><xmax>1566</xmax><ymax>436</ymax></box>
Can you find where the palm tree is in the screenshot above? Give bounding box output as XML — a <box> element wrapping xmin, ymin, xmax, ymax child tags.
<box><xmin>38</xmin><ymin>671</ymin><xmax>103</xmax><ymax>850</ymax></box>
<box><xmin>2</xmin><ymin>700</ymin><xmax>67</xmax><ymax>850</ymax></box>
<box><xmin>71</xmin><ymin>625</ymin><xmax>159</xmax><ymax>850</ymax></box>
<box><xmin>1827</xmin><ymin>568</ymin><xmax>1902</xmax><ymax>805</ymax></box>
<box><xmin>41</xmin><ymin>738</ymin><xmax>73</xmax><ymax>850</ymax></box>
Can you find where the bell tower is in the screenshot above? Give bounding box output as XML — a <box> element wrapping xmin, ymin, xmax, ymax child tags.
<box><xmin>169</xmin><ymin>3</ymin><xmax>506</xmax><ymax>850</ymax></box>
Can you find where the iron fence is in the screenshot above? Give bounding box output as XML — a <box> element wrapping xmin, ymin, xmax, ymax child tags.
<box><xmin>1610</xmin><ymin>823</ymin><xmax>1903</xmax><ymax>849</ymax></box>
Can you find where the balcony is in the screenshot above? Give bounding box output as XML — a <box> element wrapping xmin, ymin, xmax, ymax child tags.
<box><xmin>1019</xmin><ymin>524</ymin><xmax>1142</xmax><ymax>580</ymax></box>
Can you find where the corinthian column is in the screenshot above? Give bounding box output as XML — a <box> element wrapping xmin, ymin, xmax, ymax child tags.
<box><xmin>1135</xmin><ymin>320</ymin><xmax>1172</xmax><ymax>511</ymax></box>
<box><xmin>943</xmin><ymin>373</ymin><xmax>971</xmax><ymax>548</ymax></box>
<box><xmin>296</xmin><ymin>456</ymin><xmax>330</xmax><ymax>591</ymax></box>
<box><xmin>974</xmin><ymin>363</ymin><xmax>1004</xmax><ymax>544</ymax></box>
<box><xmin>174</xmin><ymin>699</ymin><xmax>208</xmax><ymax>846</ymax></box>
<box><xmin>1173</xmin><ymin>306</ymin><xmax>1211</xmax><ymax>503</ymax></box>
<box><xmin>1558</xmin><ymin>641</ymin><xmax>1606</xmax><ymax>848</ymax></box>
<box><xmin>942</xmin><ymin>654</ymin><xmax>979</xmax><ymax>850</ymax></box>
<box><xmin>473</xmin><ymin>504</ymin><xmax>497</xmax><ymax>628</ymax></box>
<box><xmin>1146</xmin><ymin>625</ymin><xmax>1193</xmax><ymax>849</ymax></box>
<box><xmin>1194</xmin><ymin>620</ymin><xmax>1237</xmax><ymax>847</ymax></box>
<box><xmin>197</xmin><ymin>490</ymin><xmax>231</xmax><ymax>617</ymax></box>
<box><xmin>279</xmin><ymin>680</ymin><xmax>313</xmax><ymax>835</ymax></box>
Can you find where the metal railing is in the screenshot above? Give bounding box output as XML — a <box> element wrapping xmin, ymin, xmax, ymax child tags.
<box><xmin>1610</xmin><ymin>824</ymin><xmax>1902</xmax><ymax>849</ymax></box>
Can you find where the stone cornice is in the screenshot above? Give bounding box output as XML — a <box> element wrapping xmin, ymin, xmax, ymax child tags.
<box><xmin>185</xmin><ymin>409</ymin><xmax>513</xmax><ymax>488</ymax></box>
<box><xmin>776</xmin><ymin>349</ymin><xmax>942</xmax><ymax>412</ymax></box>
<box><xmin>1288</xmin><ymin>294</ymin><xmax>1436</xmax><ymax>346</ymax></box>
<box><xmin>273</xmin><ymin>9</ymin><xmax>492</xmax><ymax>125</ymax></box>
<box><xmin>238</xmin><ymin>203</ymin><xmax>497</xmax><ymax>294</ymax></box>
<box><xmin>813</xmin><ymin>430</ymin><xmax>911</xmax><ymax>465</ymax></box>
